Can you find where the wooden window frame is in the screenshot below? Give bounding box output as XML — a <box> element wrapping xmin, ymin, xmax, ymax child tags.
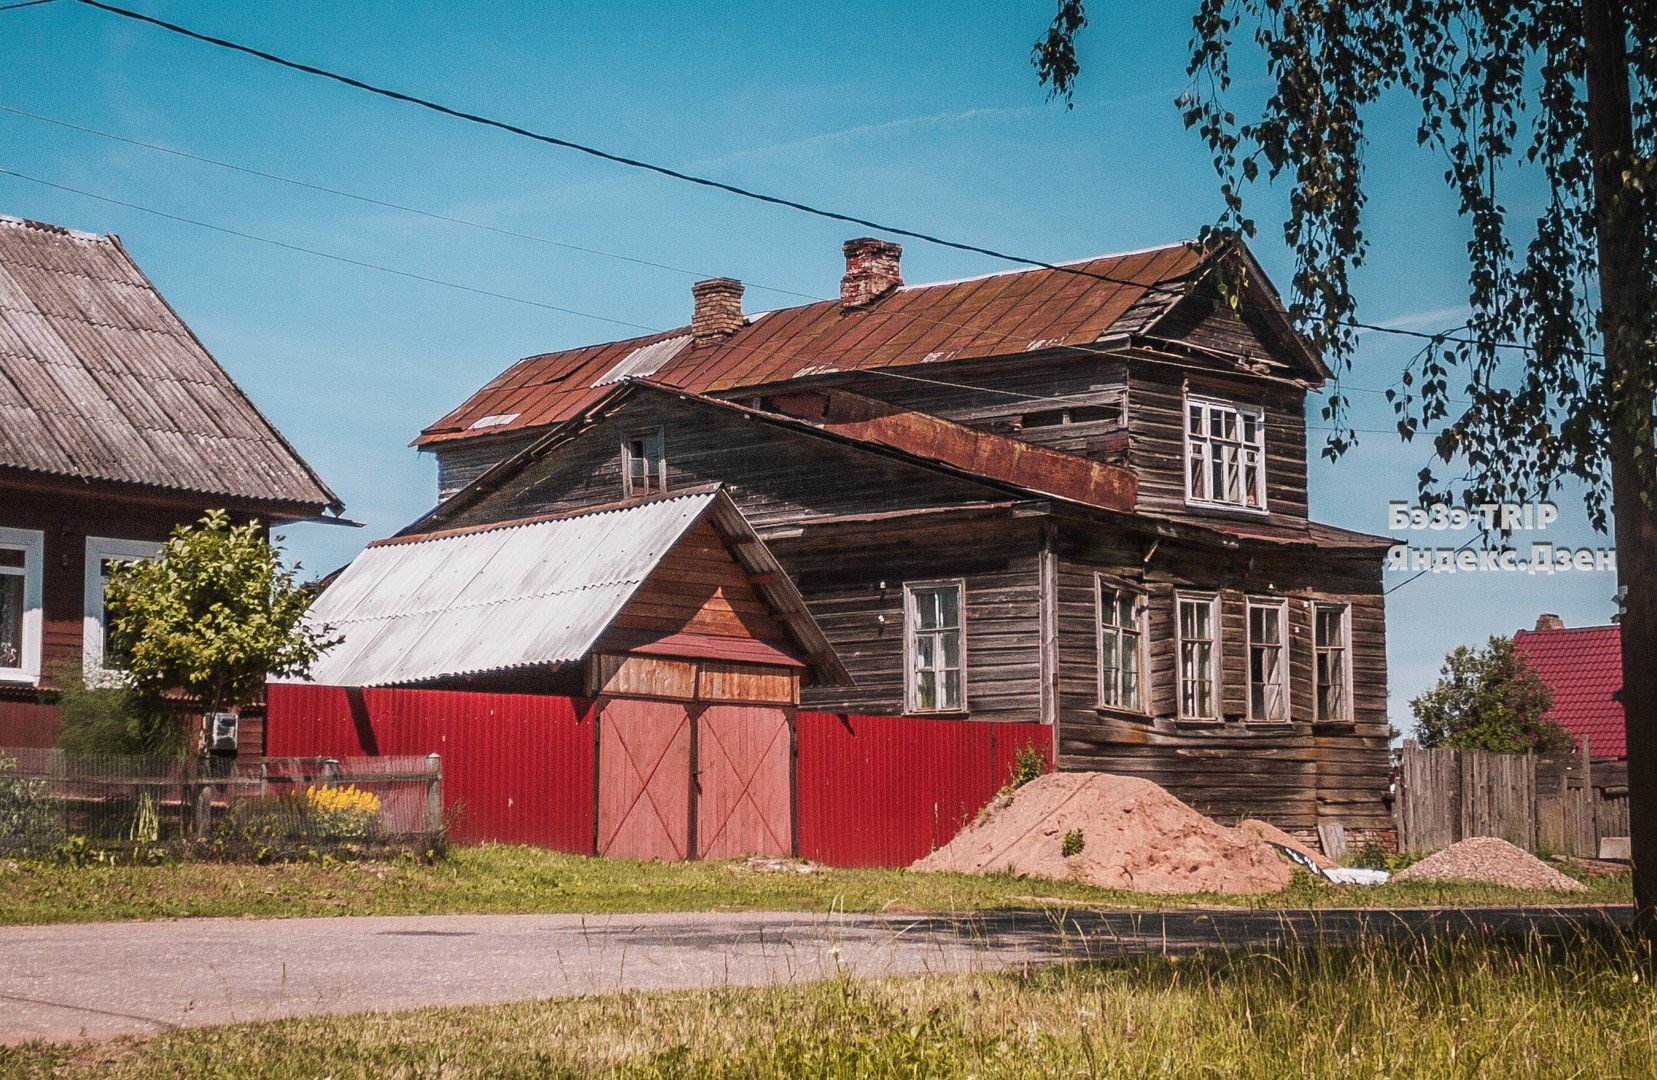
<box><xmin>1246</xmin><ymin>598</ymin><xmax>1290</xmax><ymax>723</ymax></box>
<box><xmin>622</xmin><ymin>428</ymin><xmax>667</xmax><ymax>497</ymax></box>
<box><xmin>1184</xmin><ymin>394</ymin><xmax>1268</xmax><ymax>514</ymax></box>
<box><xmin>1095</xmin><ymin>577</ymin><xmax>1147</xmax><ymax>712</ymax></box>
<box><xmin>0</xmin><ymin>527</ymin><xmax>44</xmax><ymax>685</ymax></box>
<box><xmin>1314</xmin><ymin>602</ymin><xmax>1354</xmax><ymax>724</ymax></box>
<box><xmin>903</xmin><ymin>578</ymin><xmax>967</xmax><ymax>715</ymax></box>
<box><xmin>83</xmin><ymin>536</ymin><xmax>163</xmax><ymax>682</ymax></box>
<box><xmin>1175</xmin><ymin>592</ymin><xmax>1221</xmax><ymax>720</ymax></box>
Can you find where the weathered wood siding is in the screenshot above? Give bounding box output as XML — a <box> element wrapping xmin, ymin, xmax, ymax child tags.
<box><xmin>1053</xmin><ymin>528</ymin><xmax>1391</xmax><ymax>829</ymax></box>
<box><xmin>779</xmin><ymin>519</ymin><xmax>1045</xmax><ymax>722</ymax></box>
<box><xmin>432</xmin><ymin>395</ymin><xmax>1010</xmax><ymax>535</ymax></box>
<box><xmin>432</xmin><ymin>430</ymin><xmax>540</xmax><ymax>501</ymax></box>
<box><xmin>612</xmin><ymin>520</ymin><xmax>791</xmax><ymax>642</ymax></box>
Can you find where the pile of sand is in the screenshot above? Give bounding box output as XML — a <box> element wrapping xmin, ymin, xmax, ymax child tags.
<box><xmin>912</xmin><ymin>772</ymin><xmax>1292</xmax><ymax>895</ymax></box>
<box><xmin>1392</xmin><ymin>836</ymin><xmax>1588</xmax><ymax>892</ymax></box>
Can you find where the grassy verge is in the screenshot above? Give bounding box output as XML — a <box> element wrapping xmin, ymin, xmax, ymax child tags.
<box><xmin>0</xmin><ymin>844</ymin><xmax>1632</xmax><ymax>925</ymax></box>
<box><xmin>2</xmin><ymin>928</ymin><xmax>1651</xmax><ymax>1078</ymax></box>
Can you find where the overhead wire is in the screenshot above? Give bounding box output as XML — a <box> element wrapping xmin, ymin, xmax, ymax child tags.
<box><xmin>63</xmin><ymin>0</ymin><xmax>1602</xmax><ymax>361</ymax></box>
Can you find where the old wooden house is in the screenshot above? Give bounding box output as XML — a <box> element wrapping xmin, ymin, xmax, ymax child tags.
<box><xmin>0</xmin><ymin>214</ymin><xmax>342</xmax><ymax>749</ymax></box>
<box><xmin>408</xmin><ymin>238</ymin><xmax>1394</xmax><ymax>838</ymax></box>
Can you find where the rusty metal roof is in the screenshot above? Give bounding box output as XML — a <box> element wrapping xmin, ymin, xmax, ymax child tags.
<box><xmin>292</xmin><ymin>488</ymin><xmax>847</xmax><ymax>688</ymax></box>
<box><xmin>418</xmin><ymin>242</ymin><xmax>1209</xmax><ymax>447</ymax></box>
<box><xmin>0</xmin><ymin>216</ymin><xmax>339</xmax><ymax>512</ymax></box>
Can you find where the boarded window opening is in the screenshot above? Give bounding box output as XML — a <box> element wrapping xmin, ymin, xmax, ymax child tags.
<box><xmin>624</xmin><ymin>430</ymin><xmax>666</xmax><ymax>496</ymax></box>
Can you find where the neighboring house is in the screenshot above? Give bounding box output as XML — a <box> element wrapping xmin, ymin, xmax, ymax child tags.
<box><xmin>408</xmin><ymin>237</ymin><xmax>1394</xmax><ymax>835</ymax></box>
<box><xmin>1514</xmin><ymin>613</ymin><xmax>1626</xmax><ymax>759</ymax></box>
<box><xmin>0</xmin><ymin>215</ymin><xmax>341</xmax><ymax>748</ymax></box>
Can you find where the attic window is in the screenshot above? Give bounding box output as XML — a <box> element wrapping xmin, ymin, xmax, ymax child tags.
<box><xmin>623</xmin><ymin>430</ymin><xmax>666</xmax><ymax>496</ymax></box>
<box><xmin>1021</xmin><ymin>404</ymin><xmax>1120</xmax><ymax>429</ymax></box>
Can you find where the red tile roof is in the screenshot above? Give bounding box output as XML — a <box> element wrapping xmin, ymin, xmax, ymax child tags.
<box><xmin>1512</xmin><ymin>624</ymin><xmax>1625</xmax><ymax>758</ymax></box>
<box><xmin>417</xmin><ymin>243</ymin><xmax>1210</xmax><ymax>447</ymax></box>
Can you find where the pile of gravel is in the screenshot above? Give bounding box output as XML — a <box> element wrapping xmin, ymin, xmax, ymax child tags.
<box><xmin>1392</xmin><ymin>836</ymin><xmax>1588</xmax><ymax>892</ymax></box>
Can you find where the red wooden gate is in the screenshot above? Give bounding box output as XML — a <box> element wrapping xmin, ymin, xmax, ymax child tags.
<box><xmin>695</xmin><ymin>705</ymin><xmax>792</xmax><ymax>859</ymax></box>
<box><xmin>597</xmin><ymin>698</ymin><xmax>691</xmax><ymax>860</ymax></box>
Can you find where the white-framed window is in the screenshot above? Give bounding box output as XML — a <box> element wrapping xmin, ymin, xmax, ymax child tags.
<box><xmin>1247</xmin><ymin>599</ymin><xmax>1289</xmax><ymax>723</ymax></box>
<box><xmin>84</xmin><ymin>537</ymin><xmax>162</xmax><ymax>678</ymax></box>
<box><xmin>905</xmin><ymin>580</ymin><xmax>965</xmax><ymax>713</ymax></box>
<box><xmin>1176</xmin><ymin>593</ymin><xmax>1220</xmax><ymax>719</ymax></box>
<box><xmin>623</xmin><ymin>429</ymin><xmax>666</xmax><ymax>496</ymax></box>
<box><xmin>1314</xmin><ymin>603</ymin><xmax>1352</xmax><ymax>723</ymax></box>
<box><xmin>1096</xmin><ymin>579</ymin><xmax>1145</xmax><ymax>711</ymax></box>
<box><xmin>0</xmin><ymin>527</ymin><xmax>44</xmax><ymax>685</ymax></box>
<box><xmin>1185</xmin><ymin>395</ymin><xmax>1267</xmax><ymax>511</ymax></box>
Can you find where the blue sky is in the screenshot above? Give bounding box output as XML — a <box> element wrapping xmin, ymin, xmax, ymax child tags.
<box><xmin>0</xmin><ymin>1</ymin><xmax>1620</xmax><ymax>729</ymax></box>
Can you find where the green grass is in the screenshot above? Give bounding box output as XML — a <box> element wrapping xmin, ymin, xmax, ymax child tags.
<box><xmin>0</xmin><ymin>844</ymin><xmax>1632</xmax><ymax>926</ymax></box>
<box><xmin>2</xmin><ymin>929</ymin><xmax>1651</xmax><ymax>1078</ymax></box>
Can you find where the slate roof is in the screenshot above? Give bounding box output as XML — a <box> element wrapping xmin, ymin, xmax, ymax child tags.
<box><xmin>0</xmin><ymin>215</ymin><xmax>339</xmax><ymax>513</ymax></box>
<box><xmin>417</xmin><ymin>243</ymin><xmax>1224</xmax><ymax>447</ymax></box>
<box><xmin>1513</xmin><ymin>623</ymin><xmax>1626</xmax><ymax>758</ymax></box>
<box><xmin>295</xmin><ymin>488</ymin><xmax>847</xmax><ymax>688</ymax></box>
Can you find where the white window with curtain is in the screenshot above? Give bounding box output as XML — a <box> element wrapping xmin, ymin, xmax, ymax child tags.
<box><xmin>84</xmin><ymin>537</ymin><xmax>163</xmax><ymax>679</ymax></box>
<box><xmin>1248</xmin><ymin>599</ymin><xmax>1289</xmax><ymax>722</ymax></box>
<box><xmin>1185</xmin><ymin>395</ymin><xmax>1267</xmax><ymax>511</ymax></box>
<box><xmin>905</xmin><ymin>580</ymin><xmax>965</xmax><ymax>713</ymax></box>
<box><xmin>0</xmin><ymin>527</ymin><xmax>44</xmax><ymax>685</ymax></box>
<box><xmin>1096</xmin><ymin>580</ymin><xmax>1145</xmax><ymax>711</ymax></box>
<box><xmin>1176</xmin><ymin>594</ymin><xmax>1219</xmax><ymax>719</ymax></box>
<box><xmin>1315</xmin><ymin>603</ymin><xmax>1352</xmax><ymax>723</ymax></box>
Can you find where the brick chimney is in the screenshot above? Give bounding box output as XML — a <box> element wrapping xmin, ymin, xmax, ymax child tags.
<box><xmin>841</xmin><ymin>238</ymin><xmax>903</xmax><ymax>308</ymax></box>
<box><xmin>691</xmin><ymin>278</ymin><xmax>744</xmax><ymax>342</ymax></box>
<box><xmin>1534</xmin><ymin>612</ymin><xmax>1566</xmax><ymax>631</ymax></box>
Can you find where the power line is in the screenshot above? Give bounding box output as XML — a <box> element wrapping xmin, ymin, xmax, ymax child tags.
<box><xmin>68</xmin><ymin>0</ymin><xmax>1599</xmax><ymax>362</ymax></box>
<box><xmin>0</xmin><ymin>103</ymin><xmax>825</xmax><ymax>303</ymax></box>
<box><xmin>0</xmin><ymin>167</ymin><xmax>663</xmax><ymax>332</ymax></box>
<box><xmin>0</xmin><ymin>0</ymin><xmax>57</xmax><ymax>12</ymax></box>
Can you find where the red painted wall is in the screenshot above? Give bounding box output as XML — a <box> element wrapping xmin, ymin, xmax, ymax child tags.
<box><xmin>795</xmin><ymin>712</ymin><xmax>1052</xmax><ymax>867</ymax></box>
<box><xmin>265</xmin><ymin>687</ymin><xmax>1051</xmax><ymax>866</ymax></box>
<box><xmin>265</xmin><ymin>684</ymin><xmax>595</xmax><ymax>851</ymax></box>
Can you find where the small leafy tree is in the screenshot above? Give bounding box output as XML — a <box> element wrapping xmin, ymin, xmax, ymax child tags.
<box><xmin>103</xmin><ymin>511</ymin><xmax>336</xmax><ymax>744</ymax></box>
<box><xmin>1411</xmin><ymin>636</ymin><xmax>1574</xmax><ymax>754</ymax></box>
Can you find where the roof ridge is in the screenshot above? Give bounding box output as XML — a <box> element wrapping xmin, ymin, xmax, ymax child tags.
<box><xmin>0</xmin><ymin>214</ymin><xmax>108</xmax><ymax>243</ymax></box>
<box><xmin>898</xmin><ymin>241</ymin><xmax>1198</xmax><ymax>291</ymax></box>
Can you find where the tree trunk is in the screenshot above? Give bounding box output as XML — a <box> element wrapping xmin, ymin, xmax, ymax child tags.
<box><xmin>1584</xmin><ymin>0</ymin><xmax>1657</xmax><ymax>955</ymax></box>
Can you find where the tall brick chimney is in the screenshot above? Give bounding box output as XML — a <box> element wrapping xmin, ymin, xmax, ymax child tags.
<box><xmin>691</xmin><ymin>277</ymin><xmax>744</xmax><ymax>342</ymax></box>
<box><xmin>841</xmin><ymin>238</ymin><xmax>903</xmax><ymax>308</ymax></box>
<box><xmin>1535</xmin><ymin>612</ymin><xmax>1566</xmax><ymax>631</ymax></box>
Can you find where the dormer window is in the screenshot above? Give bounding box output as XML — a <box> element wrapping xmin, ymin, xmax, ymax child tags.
<box><xmin>623</xmin><ymin>430</ymin><xmax>666</xmax><ymax>496</ymax></box>
<box><xmin>1185</xmin><ymin>396</ymin><xmax>1266</xmax><ymax>511</ymax></box>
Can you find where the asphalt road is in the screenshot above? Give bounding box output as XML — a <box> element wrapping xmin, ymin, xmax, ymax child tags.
<box><xmin>0</xmin><ymin>905</ymin><xmax>1632</xmax><ymax>1045</ymax></box>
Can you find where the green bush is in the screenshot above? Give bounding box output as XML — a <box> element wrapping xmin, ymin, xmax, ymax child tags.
<box><xmin>0</xmin><ymin>756</ymin><xmax>58</xmax><ymax>839</ymax></box>
<box><xmin>1062</xmin><ymin>828</ymin><xmax>1085</xmax><ymax>857</ymax></box>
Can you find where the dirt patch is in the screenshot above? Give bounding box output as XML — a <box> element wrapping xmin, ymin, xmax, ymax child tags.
<box><xmin>1392</xmin><ymin>837</ymin><xmax>1588</xmax><ymax>892</ymax></box>
<box><xmin>1235</xmin><ymin>819</ymin><xmax>1338</xmax><ymax>870</ymax></box>
<box><xmin>912</xmin><ymin>773</ymin><xmax>1291</xmax><ymax>896</ymax></box>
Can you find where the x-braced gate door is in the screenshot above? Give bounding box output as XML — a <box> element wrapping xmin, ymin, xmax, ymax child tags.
<box><xmin>596</xmin><ymin>698</ymin><xmax>792</xmax><ymax>861</ymax></box>
<box><xmin>695</xmin><ymin>705</ymin><xmax>791</xmax><ymax>860</ymax></box>
<box><xmin>597</xmin><ymin>698</ymin><xmax>692</xmax><ymax>860</ymax></box>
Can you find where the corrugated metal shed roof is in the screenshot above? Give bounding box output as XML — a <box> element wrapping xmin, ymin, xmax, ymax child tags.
<box><xmin>417</xmin><ymin>243</ymin><xmax>1212</xmax><ymax>447</ymax></box>
<box><xmin>1513</xmin><ymin>623</ymin><xmax>1625</xmax><ymax>758</ymax></box>
<box><xmin>296</xmin><ymin>488</ymin><xmax>847</xmax><ymax>688</ymax></box>
<box><xmin>0</xmin><ymin>215</ymin><xmax>339</xmax><ymax>511</ymax></box>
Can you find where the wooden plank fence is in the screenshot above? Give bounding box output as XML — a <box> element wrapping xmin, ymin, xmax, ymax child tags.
<box><xmin>1396</xmin><ymin>739</ymin><xmax>1630</xmax><ymax>857</ymax></box>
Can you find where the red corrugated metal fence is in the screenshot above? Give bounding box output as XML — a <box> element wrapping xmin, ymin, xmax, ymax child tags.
<box><xmin>265</xmin><ymin>684</ymin><xmax>594</xmax><ymax>851</ymax></box>
<box><xmin>265</xmin><ymin>687</ymin><xmax>1050</xmax><ymax>866</ymax></box>
<box><xmin>795</xmin><ymin>712</ymin><xmax>1051</xmax><ymax>867</ymax></box>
